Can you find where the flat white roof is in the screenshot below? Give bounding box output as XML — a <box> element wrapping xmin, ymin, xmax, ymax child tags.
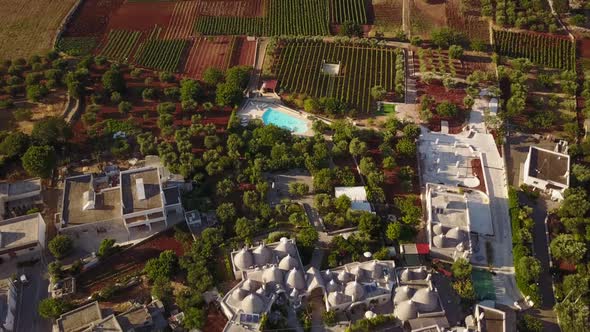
<box><xmin>335</xmin><ymin>186</ymin><xmax>368</xmax><ymax>202</ymax></box>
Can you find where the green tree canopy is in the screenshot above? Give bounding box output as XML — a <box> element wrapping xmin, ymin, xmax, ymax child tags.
<box><xmin>97</xmin><ymin>238</ymin><xmax>117</xmax><ymax>258</ymax></box>
<box><xmin>448</xmin><ymin>45</ymin><xmax>464</xmax><ymax>59</ymax></box>
<box><xmin>0</xmin><ymin>132</ymin><xmax>29</xmax><ymax>158</ymax></box>
<box><xmin>202</xmin><ymin>67</ymin><xmax>224</xmax><ymax>86</ymax></box>
<box><xmin>22</xmin><ymin>145</ymin><xmax>56</xmax><ymax>178</ymax></box>
<box><xmin>451</xmin><ymin>258</ymin><xmax>472</xmax><ymax>280</ymax></box>
<box><xmin>48</xmin><ymin>235</ymin><xmax>73</xmax><ymax>259</ymax></box>
<box><xmin>339</xmin><ymin>21</ymin><xmax>363</xmax><ymax>37</ymax></box>
<box><xmin>31</xmin><ymin>117</ymin><xmax>71</xmax><ymax>146</ymax></box>
<box><xmin>370</xmin><ymin>85</ymin><xmax>387</xmax><ymax>101</ymax></box>
<box><xmin>38</xmin><ymin>298</ymin><xmax>72</xmax><ymax>319</ymax></box>
<box><xmin>550</xmin><ymin>234</ymin><xmax>587</xmax><ymax>263</ymax></box>
<box><xmin>102</xmin><ymin>68</ymin><xmax>125</xmax><ymax>93</ymax></box>
<box><xmin>144</xmin><ymin>250</ymin><xmax>178</xmax><ymax>281</ymax></box>
<box><xmin>215</xmin><ymin>82</ymin><xmax>243</xmax><ymax>106</ymax></box>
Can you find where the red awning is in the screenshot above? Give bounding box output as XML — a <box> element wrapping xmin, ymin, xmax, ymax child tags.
<box><xmin>262</xmin><ymin>79</ymin><xmax>277</xmax><ymax>90</ymax></box>
<box><xmin>415</xmin><ymin>243</ymin><xmax>430</xmax><ymax>255</ymax></box>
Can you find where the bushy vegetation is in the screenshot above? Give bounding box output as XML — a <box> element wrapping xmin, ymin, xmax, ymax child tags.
<box><xmin>195</xmin><ymin>0</ymin><xmax>329</xmax><ymax>36</ymax></box>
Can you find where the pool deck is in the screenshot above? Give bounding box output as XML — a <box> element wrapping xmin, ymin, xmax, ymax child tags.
<box><xmin>238</xmin><ymin>100</ymin><xmax>314</xmax><ymax>136</ymax></box>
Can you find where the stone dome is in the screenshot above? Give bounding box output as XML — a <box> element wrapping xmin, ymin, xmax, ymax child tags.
<box><xmin>327</xmin><ymin>292</ymin><xmax>345</xmax><ymax>306</ymax></box>
<box><xmin>278</xmin><ymin>254</ymin><xmax>298</xmax><ymax>271</ymax></box>
<box><xmin>275</xmin><ymin>238</ymin><xmax>298</xmax><ymax>257</ymax></box>
<box><xmin>253</xmin><ymin>243</ymin><xmax>273</xmax><ymax>266</ymax></box>
<box><xmin>367</xmin><ymin>261</ymin><xmax>383</xmax><ymax>279</ymax></box>
<box><xmin>262</xmin><ymin>265</ymin><xmax>283</xmax><ymax>284</ymax></box>
<box><xmin>337</xmin><ymin>270</ymin><xmax>351</xmax><ymax>283</ymax></box>
<box><xmin>400</xmin><ymin>268</ymin><xmax>412</xmax><ymax>282</ymax></box>
<box><xmin>432</xmin><ymin>223</ymin><xmax>444</xmax><ymax>235</ymax></box>
<box><xmin>344</xmin><ymin>281</ymin><xmax>365</xmax><ymax>301</ymax></box>
<box><xmin>350</xmin><ymin>266</ymin><xmax>365</xmax><ymax>279</ymax></box>
<box><xmin>414</xmin><ymin>266</ymin><xmax>428</xmax><ymax>280</ymax></box>
<box><xmin>412</xmin><ymin>287</ymin><xmax>439</xmax><ymax>312</ymax></box>
<box><xmin>326</xmin><ymin>279</ymin><xmax>340</xmax><ymax>293</ymax></box>
<box><xmin>285</xmin><ymin>268</ymin><xmax>306</xmax><ymax>290</ymax></box>
<box><xmin>433</xmin><ymin>234</ymin><xmax>448</xmax><ymax>248</ymax></box>
<box><xmin>393</xmin><ymin>285</ymin><xmax>415</xmax><ymax>305</ymax></box>
<box><xmin>234</xmin><ymin>248</ymin><xmax>253</xmax><ymax>270</ymax></box>
<box><xmin>241</xmin><ymin>279</ymin><xmax>255</xmax><ymax>291</ymax></box>
<box><xmin>446</xmin><ymin>227</ymin><xmax>466</xmax><ymax>242</ymax></box>
<box><xmin>232</xmin><ymin>287</ymin><xmax>248</xmax><ymax>301</ymax></box>
<box><xmin>242</xmin><ymin>293</ymin><xmax>265</xmax><ymax>314</ymax></box>
<box><xmin>394</xmin><ymin>300</ymin><xmax>418</xmax><ymax>321</ymax></box>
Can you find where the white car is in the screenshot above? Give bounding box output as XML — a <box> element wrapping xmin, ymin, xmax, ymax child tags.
<box><xmin>19</xmin><ymin>274</ymin><xmax>28</xmax><ymax>284</ymax></box>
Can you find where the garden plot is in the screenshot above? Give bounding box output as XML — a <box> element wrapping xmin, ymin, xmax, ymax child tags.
<box><xmin>370</xmin><ymin>0</ymin><xmax>403</xmax><ymax>37</ymax></box>
<box><xmin>184</xmin><ymin>37</ymin><xmax>236</xmax><ymax>79</ymax></box>
<box><xmin>163</xmin><ymin>1</ymin><xmax>200</xmax><ymax>40</ymax></box>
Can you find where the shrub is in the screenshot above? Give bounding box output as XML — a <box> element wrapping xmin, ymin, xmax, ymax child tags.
<box><xmin>48</xmin><ymin>235</ymin><xmax>73</xmax><ymax>259</ymax></box>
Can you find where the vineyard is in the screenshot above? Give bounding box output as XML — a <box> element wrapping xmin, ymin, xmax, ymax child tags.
<box><xmin>135</xmin><ymin>39</ymin><xmax>188</xmax><ymax>72</ymax></box>
<box><xmin>331</xmin><ymin>0</ymin><xmax>368</xmax><ymax>24</ymax></box>
<box><xmin>163</xmin><ymin>1</ymin><xmax>200</xmax><ymax>39</ymax></box>
<box><xmin>195</xmin><ymin>0</ymin><xmax>329</xmax><ymax>36</ymax></box>
<box><xmin>273</xmin><ymin>40</ymin><xmax>403</xmax><ymax>113</ymax></box>
<box><xmin>493</xmin><ymin>29</ymin><xmax>576</xmax><ymax>70</ymax></box>
<box><xmin>99</xmin><ymin>30</ymin><xmax>142</xmax><ymax>61</ymax></box>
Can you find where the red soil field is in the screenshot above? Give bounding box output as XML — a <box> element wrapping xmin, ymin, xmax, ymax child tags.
<box><xmin>232</xmin><ymin>38</ymin><xmax>257</xmax><ymax>67</ymax></box>
<box><xmin>197</xmin><ymin>0</ymin><xmax>266</xmax><ymax>17</ymax></box>
<box><xmin>184</xmin><ymin>37</ymin><xmax>235</xmax><ymax>79</ymax></box>
<box><xmin>64</xmin><ymin>0</ymin><xmax>126</xmax><ymax>37</ymax></box>
<box><xmin>579</xmin><ymin>37</ymin><xmax>590</xmax><ymax>58</ymax></box>
<box><xmin>163</xmin><ymin>1</ymin><xmax>200</xmax><ymax>40</ymax></box>
<box><xmin>203</xmin><ymin>305</ymin><xmax>229</xmax><ymax>332</ymax></box>
<box><xmin>107</xmin><ymin>2</ymin><xmax>175</xmax><ymax>32</ymax></box>
<box><xmin>76</xmin><ymin>230</ymin><xmax>185</xmax><ymax>295</ymax></box>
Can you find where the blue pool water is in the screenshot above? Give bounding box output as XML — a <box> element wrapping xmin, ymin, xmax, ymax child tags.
<box><xmin>261</xmin><ymin>108</ymin><xmax>308</xmax><ymax>134</ymax></box>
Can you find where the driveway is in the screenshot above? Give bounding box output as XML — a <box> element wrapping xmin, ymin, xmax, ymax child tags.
<box><xmin>519</xmin><ymin>194</ymin><xmax>560</xmax><ymax>332</ymax></box>
<box><xmin>15</xmin><ymin>256</ymin><xmax>51</xmax><ymax>332</ymax></box>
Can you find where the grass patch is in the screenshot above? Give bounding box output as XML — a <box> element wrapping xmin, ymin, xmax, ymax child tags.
<box><xmin>377</xmin><ymin>103</ymin><xmax>396</xmax><ymax>116</ymax></box>
<box><xmin>57</xmin><ymin>37</ymin><xmax>98</xmax><ymax>56</ymax></box>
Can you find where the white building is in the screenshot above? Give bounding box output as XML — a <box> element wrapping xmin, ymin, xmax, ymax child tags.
<box><xmin>0</xmin><ymin>213</ymin><xmax>46</xmax><ymax>260</ymax></box>
<box><xmin>0</xmin><ymin>178</ymin><xmax>42</xmax><ymax>220</ymax></box>
<box><xmin>522</xmin><ymin>146</ymin><xmax>570</xmax><ymax>198</ymax></box>
<box><xmin>426</xmin><ymin>184</ymin><xmax>493</xmax><ymax>263</ymax></box>
<box><xmin>223</xmin><ymin>238</ymin><xmax>395</xmax><ymax>331</ymax></box>
<box><xmin>60</xmin><ymin>167</ymin><xmax>184</xmax><ymax>232</ymax></box>
<box><xmin>334</xmin><ymin>186</ymin><xmax>373</xmax><ymax>212</ymax></box>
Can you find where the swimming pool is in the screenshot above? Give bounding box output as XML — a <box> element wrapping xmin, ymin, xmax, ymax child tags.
<box><xmin>261</xmin><ymin>108</ymin><xmax>308</xmax><ymax>134</ymax></box>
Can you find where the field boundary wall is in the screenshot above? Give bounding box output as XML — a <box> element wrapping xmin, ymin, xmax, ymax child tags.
<box><xmin>52</xmin><ymin>0</ymin><xmax>87</xmax><ymax>48</ymax></box>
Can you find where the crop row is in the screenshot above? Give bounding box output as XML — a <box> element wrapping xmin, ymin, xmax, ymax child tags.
<box><xmin>134</xmin><ymin>39</ymin><xmax>187</xmax><ymax>72</ymax></box>
<box><xmin>56</xmin><ymin>37</ymin><xmax>97</xmax><ymax>56</ymax></box>
<box><xmin>493</xmin><ymin>29</ymin><xmax>575</xmax><ymax>70</ymax></box>
<box><xmin>99</xmin><ymin>30</ymin><xmax>142</xmax><ymax>61</ymax></box>
<box><xmin>331</xmin><ymin>0</ymin><xmax>367</xmax><ymax>24</ymax></box>
<box><xmin>274</xmin><ymin>40</ymin><xmax>401</xmax><ymax>113</ymax></box>
<box><xmin>195</xmin><ymin>0</ymin><xmax>329</xmax><ymax>36</ymax></box>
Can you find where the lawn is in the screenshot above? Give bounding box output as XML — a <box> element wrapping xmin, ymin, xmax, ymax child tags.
<box><xmin>377</xmin><ymin>103</ymin><xmax>396</xmax><ymax>116</ymax></box>
<box><xmin>0</xmin><ymin>0</ymin><xmax>78</xmax><ymax>59</ymax></box>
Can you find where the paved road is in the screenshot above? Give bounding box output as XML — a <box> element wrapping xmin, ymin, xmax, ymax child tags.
<box><xmin>16</xmin><ymin>260</ymin><xmax>50</xmax><ymax>332</ymax></box>
<box><xmin>520</xmin><ymin>194</ymin><xmax>560</xmax><ymax>332</ymax></box>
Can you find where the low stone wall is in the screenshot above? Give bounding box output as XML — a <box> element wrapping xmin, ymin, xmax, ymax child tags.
<box><xmin>52</xmin><ymin>0</ymin><xmax>86</xmax><ymax>49</ymax></box>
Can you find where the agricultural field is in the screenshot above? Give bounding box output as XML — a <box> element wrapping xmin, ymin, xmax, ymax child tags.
<box><xmin>331</xmin><ymin>0</ymin><xmax>368</xmax><ymax>24</ymax></box>
<box><xmin>446</xmin><ymin>0</ymin><xmax>490</xmax><ymax>45</ymax></box>
<box><xmin>370</xmin><ymin>0</ymin><xmax>403</xmax><ymax>37</ymax></box>
<box><xmin>0</xmin><ymin>0</ymin><xmax>78</xmax><ymax>59</ymax></box>
<box><xmin>195</xmin><ymin>0</ymin><xmax>330</xmax><ymax>35</ymax></box>
<box><xmin>98</xmin><ymin>30</ymin><xmax>142</xmax><ymax>61</ymax></box>
<box><xmin>409</xmin><ymin>0</ymin><xmax>448</xmax><ymax>38</ymax></box>
<box><xmin>493</xmin><ymin>29</ymin><xmax>576</xmax><ymax>70</ymax></box>
<box><xmin>414</xmin><ymin>48</ymin><xmax>494</xmax><ymax>79</ymax></box>
<box><xmin>271</xmin><ymin>39</ymin><xmax>404</xmax><ymax>113</ymax></box>
<box><xmin>134</xmin><ymin>39</ymin><xmax>188</xmax><ymax>72</ymax></box>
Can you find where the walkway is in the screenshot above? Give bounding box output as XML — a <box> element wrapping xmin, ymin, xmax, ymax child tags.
<box><xmin>520</xmin><ymin>194</ymin><xmax>560</xmax><ymax>331</ymax></box>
